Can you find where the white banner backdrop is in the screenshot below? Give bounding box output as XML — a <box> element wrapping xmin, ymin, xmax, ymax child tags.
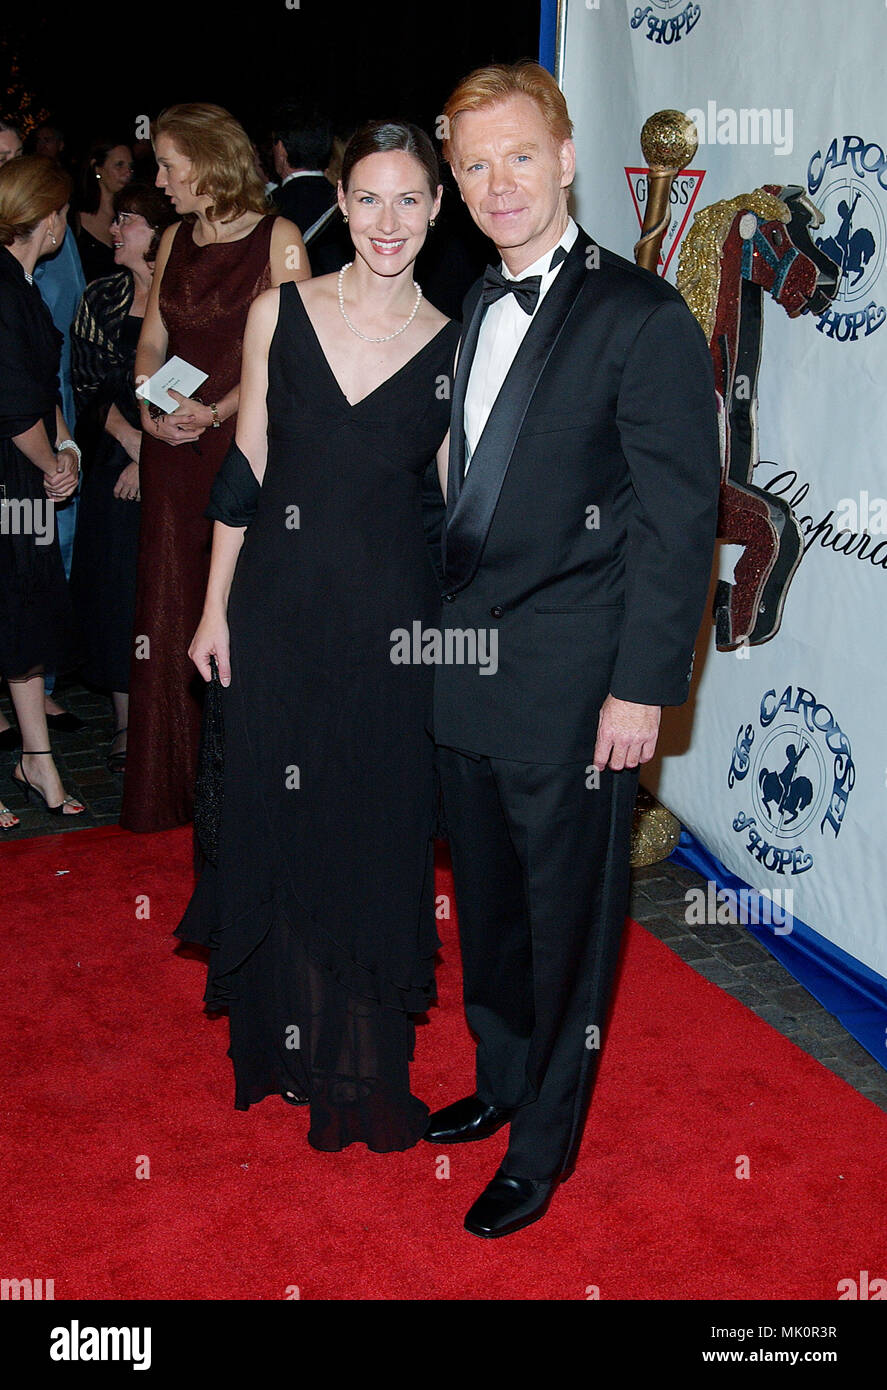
<box><xmin>558</xmin><ymin>0</ymin><xmax>887</xmax><ymax>979</ymax></box>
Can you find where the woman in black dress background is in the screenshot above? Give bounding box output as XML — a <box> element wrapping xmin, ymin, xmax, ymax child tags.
<box><xmin>0</xmin><ymin>156</ymin><xmax>84</xmax><ymax>823</ymax></box>
<box><xmin>74</xmin><ymin>140</ymin><xmax>134</xmax><ymax>284</ymax></box>
<box><xmin>70</xmin><ymin>183</ymin><xmax>177</xmax><ymax>772</ymax></box>
<box><xmin>176</xmin><ymin>121</ymin><xmax>459</xmax><ymax>1153</ymax></box>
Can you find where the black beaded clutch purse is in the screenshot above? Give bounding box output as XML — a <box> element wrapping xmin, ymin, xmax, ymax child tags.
<box><xmin>194</xmin><ymin>654</ymin><xmax>225</xmax><ymax>865</ymax></box>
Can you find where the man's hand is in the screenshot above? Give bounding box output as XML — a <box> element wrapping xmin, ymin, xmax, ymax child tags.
<box><xmin>593</xmin><ymin>694</ymin><xmax>661</xmax><ymax>771</ymax></box>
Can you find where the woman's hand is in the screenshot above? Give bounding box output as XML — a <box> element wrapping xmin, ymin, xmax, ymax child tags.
<box><xmin>43</xmin><ymin>454</ymin><xmax>79</xmax><ymax>499</ymax></box>
<box><xmin>140</xmin><ymin>402</ymin><xmax>203</xmax><ymax>446</ymax></box>
<box><xmin>167</xmin><ymin>389</ymin><xmax>214</xmax><ymax>432</ymax></box>
<box><xmin>189</xmin><ymin>607</ymin><xmax>231</xmax><ymax>686</ymax></box>
<box><xmin>107</xmin><ymin>410</ymin><xmax>142</xmax><ymax>464</ymax></box>
<box><xmin>114</xmin><ymin>461</ymin><xmax>140</xmax><ymax>501</ymax></box>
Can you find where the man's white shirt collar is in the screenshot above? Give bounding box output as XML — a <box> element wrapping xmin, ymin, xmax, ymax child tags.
<box><xmin>281</xmin><ymin>169</ymin><xmax>327</xmax><ymax>186</ymax></box>
<box><xmin>463</xmin><ymin>218</ymin><xmax>580</xmax><ymax>467</ymax></box>
<box><xmin>500</xmin><ymin>216</ymin><xmax>579</xmax><ymax>284</ymax></box>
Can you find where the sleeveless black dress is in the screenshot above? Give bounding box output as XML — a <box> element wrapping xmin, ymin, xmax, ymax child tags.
<box><xmin>70</xmin><ymin>314</ymin><xmax>143</xmax><ymax>692</ymax></box>
<box><xmin>176</xmin><ymin>283</ymin><xmax>460</xmax><ymax>1153</ymax></box>
<box><xmin>0</xmin><ymin>245</ymin><xmax>80</xmax><ymax>679</ymax></box>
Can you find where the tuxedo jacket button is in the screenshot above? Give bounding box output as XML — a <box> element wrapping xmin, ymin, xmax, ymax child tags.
<box><xmin>490</xmin><ymin>605</ymin><xmax>503</xmax><ymax>618</ymax></box>
<box><xmin>443</xmin><ymin>593</ymin><xmax>456</xmax><ymax>603</ymax></box>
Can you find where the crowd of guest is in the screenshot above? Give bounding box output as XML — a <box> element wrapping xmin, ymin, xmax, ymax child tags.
<box><xmin>0</xmin><ymin>99</ymin><xmax>489</xmax><ymax>831</ymax></box>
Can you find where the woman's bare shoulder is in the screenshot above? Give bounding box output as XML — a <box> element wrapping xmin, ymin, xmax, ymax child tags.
<box><xmin>270</xmin><ymin>214</ymin><xmax>302</xmax><ymax>243</ymax></box>
<box><xmin>246</xmin><ymin>285</ymin><xmax>282</xmax><ymax>338</ymax></box>
<box><xmin>148</xmin><ymin>221</ymin><xmax>181</xmax><ymax>287</ymax></box>
<box><xmin>295</xmin><ymin>272</ymin><xmax>339</xmax><ymax>305</ymax></box>
<box><xmin>419</xmin><ymin>300</ymin><xmax>451</xmax><ymax>333</ymax></box>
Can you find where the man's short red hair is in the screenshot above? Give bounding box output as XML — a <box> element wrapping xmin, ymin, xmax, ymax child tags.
<box><xmin>442</xmin><ymin>61</ymin><xmax>574</xmax><ymax>166</ymax></box>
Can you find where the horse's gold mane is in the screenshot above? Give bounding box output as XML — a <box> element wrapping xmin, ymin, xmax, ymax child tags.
<box><xmin>676</xmin><ymin>188</ymin><xmax>790</xmax><ymax>341</ymax></box>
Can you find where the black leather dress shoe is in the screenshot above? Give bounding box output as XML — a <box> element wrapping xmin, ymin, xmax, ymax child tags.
<box><xmin>424</xmin><ymin>1093</ymin><xmax>512</xmax><ymax>1144</ymax></box>
<box><xmin>464</xmin><ymin>1166</ymin><xmax>562</xmax><ymax>1238</ymax></box>
<box><xmin>281</xmin><ymin>1089</ymin><xmax>309</xmax><ymax>1106</ymax></box>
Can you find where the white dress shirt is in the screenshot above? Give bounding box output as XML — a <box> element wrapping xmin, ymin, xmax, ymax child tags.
<box><xmin>280</xmin><ymin>169</ymin><xmax>327</xmax><ymax>185</ymax></box>
<box><xmin>267</xmin><ymin>170</ymin><xmax>328</xmax><ymax>196</ymax></box>
<box><xmin>464</xmin><ymin>217</ymin><xmax>579</xmax><ymax>469</ymax></box>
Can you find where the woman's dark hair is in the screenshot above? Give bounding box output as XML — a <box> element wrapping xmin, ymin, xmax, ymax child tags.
<box><xmin>77</xmin><ymin>139</ymin><xmax>132</xmax><ymax>214</ymax></box>
<box><xmin>340</xmin><ymin>120</ymin><xmax>440</xmax><ymax>197</ymax></box>
<box><xmin>112</xmin><ymin>182</ymin><xmax>178</xmax><ymax>261</ymax></box>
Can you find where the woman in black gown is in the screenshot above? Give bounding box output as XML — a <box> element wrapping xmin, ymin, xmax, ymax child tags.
<box><xmin>70</xmin><ymin>184</ymin><xmax>177</xmax><ymax>772</ymax></box>
<box><xmin>74</xmin><ymin>141</ymin><xmax>134</xmax><ymax>284</ymax></box>
<box><xmin>0</xmin><ymin>155</ymin><xmax>84</xmax><ymax>824</ymax></box>
<box><xmin>175</xmin><ymin>121</ymin><xmax>460</xmax><ymax>1152</ymax></box>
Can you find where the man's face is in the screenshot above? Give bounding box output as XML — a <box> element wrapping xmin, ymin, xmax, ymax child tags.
<box><xmin>450</xmin><ymin>94</ymin><xmax>574</xmax><ymax>268</ymax></box>
<box><xmin>0</xmin><ymin>129</ymin><xmax>23</xmax><ymax>166</ymax></box>
<box><xmin>35</xmin><ymin>127</ymin><xmax>62</xmax><ymax>161</ymax></box>
<box><xmin>272</xmin><ymin>138</ymin><xmax>288</xmax><ymax>181</ymax></box>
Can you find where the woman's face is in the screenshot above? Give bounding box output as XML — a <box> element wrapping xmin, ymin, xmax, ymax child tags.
<box><xmin>153</xmin><ymin>135</ymin><xmax>200</xmax><ymax>215</ymax></box>
<box><xmin>111</xmin><ymin>209</ymin><xmax>154</xmax><ymax>270</ymax></box>
<box><xmin>338</xmin><ymin>150</ymin><xmax>442</xmax><ymax>277</ymax></box>
<box><xmin>98</xmin><ymin>146</ymin><xmax>134</xmax><ymax>195</ymax></box>
<box><xmin>0</xmin><ymin>128</ymin><xmax>23</xmax><ymax>166</ymax></box>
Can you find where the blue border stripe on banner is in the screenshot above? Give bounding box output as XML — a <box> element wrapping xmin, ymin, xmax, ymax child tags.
<box><xmin>670</xmin><ymin>831</ymin><xmax>887</xmax><ymax>1074</ymax></box>
<box><xmin>539</xmin><ymin>0</ymin><xmax>558</xmax><ymax>73</ymax></box>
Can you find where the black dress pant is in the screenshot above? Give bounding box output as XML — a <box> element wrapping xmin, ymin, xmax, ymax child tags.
<box><xmin>437</xmin><ymin>745</ymin><xmax>640</xmax><ymax>1181</ymax></box>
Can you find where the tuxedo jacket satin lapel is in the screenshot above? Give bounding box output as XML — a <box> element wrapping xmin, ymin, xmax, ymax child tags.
<box><xmin>443</xmin><ymin>234</ymin><xmax>590</xmax><ymax>593</ymax></box>
<box><xmin>443</xmin><ymin>289</ymin><xmax>483</xmax><ymax>514</ymax></box>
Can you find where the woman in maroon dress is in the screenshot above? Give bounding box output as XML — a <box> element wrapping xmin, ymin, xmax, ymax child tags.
<box><xmin>121</xmin><ymin>103</ymin><xmax>308</xmax><ymax>833</ymax></box>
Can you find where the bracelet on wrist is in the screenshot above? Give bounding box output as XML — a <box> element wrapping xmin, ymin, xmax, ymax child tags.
<box><xmin>56</xmin><ymin>439</ymin><xmax>81</xmax><ymax>467</ymax></box>
<box><xmin>142</xmin><ymin>402</ymin><xmax>164</xmax><ymax>433</ymax></box>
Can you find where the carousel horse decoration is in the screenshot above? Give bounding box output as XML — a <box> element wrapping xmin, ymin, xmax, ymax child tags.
<box><xmin>676</xmin><ymin>185</ymin><xmax>840</xmax><ymax>648</ymax></box>
<box><xmin>627</xmin><ymin>114</ymin><xmax>841</xmax><ymax>867</ymax></box>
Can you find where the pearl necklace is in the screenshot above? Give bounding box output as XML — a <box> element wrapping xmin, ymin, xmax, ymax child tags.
<box><xmin>337</xmin><ymin>262</ymin><xmax>422</xmax><ymax>343</ymax></box>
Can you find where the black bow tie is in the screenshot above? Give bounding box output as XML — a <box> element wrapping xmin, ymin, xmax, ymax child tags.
<box><xmin>480</xmin><ymin>243</ymin><xmax>569</xmax><ymax>316</ymax></box>
<box><xmin>482</xmin><ymin>265</ymin><xmax>541</xmax><ymax>314</ymax></box>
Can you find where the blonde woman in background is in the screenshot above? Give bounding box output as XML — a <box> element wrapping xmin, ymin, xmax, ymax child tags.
<box><xmin>120</xmin><ymin>103</ymin><xmax>309</xmax><ymax>835</ymax></box>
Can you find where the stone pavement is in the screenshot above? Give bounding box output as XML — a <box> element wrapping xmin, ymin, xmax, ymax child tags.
<box><xmin>3</xmin><ymin>676</ymin><xmax>885</xmax><ymax>1112</ymax></box>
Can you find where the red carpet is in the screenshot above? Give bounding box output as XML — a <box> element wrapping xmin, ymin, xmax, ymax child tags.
<box><xmin>2</xmin><ymin>824</ymin><xmax>886</xmax><ymax>1300</ymax></box>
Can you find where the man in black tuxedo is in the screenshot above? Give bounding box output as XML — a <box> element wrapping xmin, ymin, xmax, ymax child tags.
<box><xmin>425</xmin><ymin>63</ymin><xmax>720</xmax><ymax>1237</ymax></box>
<box><xmin>270</xmin><ymin>103</ymin><xmax>335</xmax><ymax>229</ymax></box>
<box><xmin>269</xmin><ymin>103</ymin><xmax>350</xmax><ymax>274</ymax></box>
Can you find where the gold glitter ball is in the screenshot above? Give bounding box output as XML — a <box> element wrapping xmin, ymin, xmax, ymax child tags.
<box><xmin>640</xmin><ymin>110</ymin><xmax>699</xmax><ymax>171</ymax></box>
<box><xmin>631</xmin><ymin>788</ymin><xmax>681</xmax><ymax>867</ymax></box>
